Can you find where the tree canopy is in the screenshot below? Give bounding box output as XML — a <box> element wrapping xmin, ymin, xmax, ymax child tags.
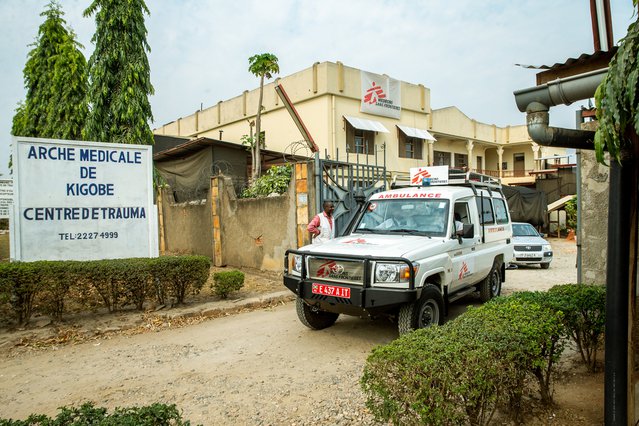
<box><xmin>12</xmin><ymin>1</ymin><xmax>88</xmax><ymax>141</ymax></box>
<box><xmin>594</xmin><ymin>2</ymin><xmax>639</xmax><ymax>164</ymax></box>
<box><xmin>83</xmin><ymin>0</ymin><xmax>154</xmax><ymax>145</ymax></box>
<box><xmin>247</xmin><ymin>53</ymin><xmax>279</xmax><ymax>179</ymax></box>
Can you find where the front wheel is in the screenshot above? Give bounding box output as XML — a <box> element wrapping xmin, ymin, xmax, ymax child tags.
<box><xmin>540</xmin><ymin>262</ymin><xmax>550</xmax><ymax>269</ymax></box>
<box><xmin>479</xmin><ymin>260</ymin><xmax>502</xmax><ymax>302</ymax></box>
<box><xmin>296</xmin><ymin>297</ymin><xmax>339</xmax><ymax>330</ymax></box>
<box><xmin>398</xmin><ymin>285</ymin><xmax>444</xmax><ymax>335</ymax></box>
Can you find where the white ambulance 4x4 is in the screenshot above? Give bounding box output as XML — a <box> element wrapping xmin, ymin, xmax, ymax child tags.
<box><xmin>284</xmin><ymin>167</ymin><xmax>514</xmax><ymax>334</ymax></box>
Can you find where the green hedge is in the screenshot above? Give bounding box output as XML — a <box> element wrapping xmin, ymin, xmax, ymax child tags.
<box><xmin>547</xmin><ymin>284</ymin><xmax>606</xmax><ymax>372</ymax></box>
<box><xmin>362</xmin><ymin>292</ymin><xmax>568</xmax><ymax>425</ymax></box>
<box><xmin>0</xmin><ymin>256</ymin><xmax>211</xmax><ymax>325</ymax></box>
<box><xmin>0</xmin><ymin>402</ymin><xmax>197</xmax><ymax>425</ymax></box>
<box><xmin>212</xmin><ymin>270</ymin><xmax>245</xmax><ymax>299</ymax></box>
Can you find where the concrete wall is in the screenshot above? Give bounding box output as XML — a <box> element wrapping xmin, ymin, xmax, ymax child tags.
<box><xmin>159</xmin><ymin>162</ymin><xmax>314</xmax><ymax>271</ymax></box>
<box><xmin>214</xmin><ymin>170</ymin><xmax>304</xmax><ymax>271</ymax></box>
<box><xmin>580</xmin><ymin>149</ymin><xmax>610</xmax><ymax>284</ymax></box>
<box><xmin>160</xmin><ymin>189</ymin><xmax>213</xmax><ymax>258</ymax></box>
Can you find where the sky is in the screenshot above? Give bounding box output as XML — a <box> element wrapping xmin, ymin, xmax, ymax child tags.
<box><xmin>1</xmin><ymin>0</ymin><xmax>636</xmax><ymax>177</ymax></box>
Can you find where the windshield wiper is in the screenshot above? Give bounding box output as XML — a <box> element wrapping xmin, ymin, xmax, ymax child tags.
<box><xmin>388</xmin><ymin>229</ymin><xmax>425</xmax><ymax>236</ymax></box>
<box><xmin>355</xmin><ymin>228</ymin><xmax>386</xmax><ymax>234</ymax></box>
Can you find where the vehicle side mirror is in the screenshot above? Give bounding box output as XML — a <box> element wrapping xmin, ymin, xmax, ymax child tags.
<box><xmin>456</xmin><ymin>224</ymin><xmax>474</xmax><ymax>244</ymax></box>
<box><xmin>540</xmin><ymin>232</ymin><xmax>546</xmax><ymax>238</ymax></box>
<box><xmin>462</xmin><ymin>224</ymin><xmax>474</xmax><ymax>238</ymax></box>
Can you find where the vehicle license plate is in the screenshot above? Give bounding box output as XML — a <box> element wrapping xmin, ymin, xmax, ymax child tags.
<box><xmin>519</xmin><ymin>252</ymin><xmax>539</xmax><ymax>258</ymax></box>
<box><xmin>312</xmin><ymin>283</ymin><xmax>351</xmax><ymax>298</ymax></box>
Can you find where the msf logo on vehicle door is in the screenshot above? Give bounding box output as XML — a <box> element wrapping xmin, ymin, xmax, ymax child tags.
<box><xmin>458</xmin><ymin>261</ymin><xmax>472</xmax><ymax>280</ymax></box>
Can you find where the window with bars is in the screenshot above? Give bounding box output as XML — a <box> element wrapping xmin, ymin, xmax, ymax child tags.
<box><xmin>346</xmin><ymin>124</ymin><xmax>374</xmax><ymax>154</ymax></box>
<box><xmin>398</xmin><ymin>132</ymin><xmax>423</xmax><ymax>159</ymax></box>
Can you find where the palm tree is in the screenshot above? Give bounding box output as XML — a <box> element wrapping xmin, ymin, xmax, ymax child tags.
<box><xmin>248</xmin><ymin>53</ymin><xmax>279</xmax><ymax>180</ymax></box>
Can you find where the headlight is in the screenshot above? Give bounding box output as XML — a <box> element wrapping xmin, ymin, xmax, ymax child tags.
<box><xmin>375</xmin><ymin>263</ymin><xmax>419</xmax><ymax>283</ymax></box>
<box><xmin>289</xmin><ymin>254</ymin><xmax>303</xmax><ymax>275</ymax></box>
<box><xmin>543</xmin><ymin>244</ymin><xmax>552</xmax><ymax>251</ymax></box>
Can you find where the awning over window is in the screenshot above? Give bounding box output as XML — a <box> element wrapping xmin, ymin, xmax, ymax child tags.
<box><xmin>344</xmin><ymin>116</ymin><xmax>390</xmax><ymax>133</ymax></box>
<box><xmin>397</xmin><ymin>124</ymin><xmax>436</xmax><ymax>141</ymax></box>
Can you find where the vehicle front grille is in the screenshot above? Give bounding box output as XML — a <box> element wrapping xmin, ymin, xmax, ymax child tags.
<box><xmin>516</xmin><ymin>257</ymin><xmax>542</xmax><ymax>262</ymax></box>
<box><xmin>514</xmin><ymin>245</ymin><xmax>542</xmax><ymax>252</ymax></box>
<box><xmin>308</xmin><ymin>257</ymin><xmax>365</xmax><ymax>285</ymax></box>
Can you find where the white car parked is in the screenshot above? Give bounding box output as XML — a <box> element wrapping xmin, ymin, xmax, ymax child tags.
<box><xmin>511</xmin><ymin>222</ymin><xmax>553</xmax><ymax>269</ymax></box>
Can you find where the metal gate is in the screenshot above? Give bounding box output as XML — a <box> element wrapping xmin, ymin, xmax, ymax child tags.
<box><xmin>315</xmin><ymin>151</ymin><xmax>387</xmax><ymax>236</ymax></box>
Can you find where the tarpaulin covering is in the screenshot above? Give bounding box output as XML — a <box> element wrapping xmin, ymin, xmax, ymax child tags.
<box><xmin>156</xmin><ymin>149</ymin><xmax>213</xmax><ymax>202</ymax></box>
<box><xmin>502</xmin><ymin>185</ymin><xmax>547</xmax><ymax>226</ymax></box>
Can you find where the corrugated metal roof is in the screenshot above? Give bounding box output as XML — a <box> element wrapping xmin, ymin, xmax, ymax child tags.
<box><xmin>515</xmin><ymin>47</ymin><xmax>617</xmax><ymax>70</ymax></box>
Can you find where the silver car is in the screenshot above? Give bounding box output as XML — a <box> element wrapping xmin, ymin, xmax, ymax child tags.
<box><xmin>511</xmin><ymin>222</ymin><xmax>553</xmax><ymax>269</ymax></box>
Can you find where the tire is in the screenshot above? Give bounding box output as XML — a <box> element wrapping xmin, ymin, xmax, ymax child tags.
<box><xmin>540</xmin><ymin>262</ymin><xmax>550</xmax><ymax>270</ymax></box>
<box><xmin>397</xmin><ymin>285</ymin><xmax>444</xmax><ymax>335</ymax></box>
<box><xmin>479</xmin><ymin>260</ymin><xmax>502</xmax><ymax>302</ymax></box>
<box><xmin>295</xmin><ymin>297</ymin><xmax>339</xmax><ymax>330</ymax></box>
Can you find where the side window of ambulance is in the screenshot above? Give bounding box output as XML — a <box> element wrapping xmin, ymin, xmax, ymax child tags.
<box><xmin>475</xmin><ymin>197</ymin><xmax>495</xmax><ymax>225</ymax></box>
<box><xmin>493</xmin><ymin>198</ymin><xmax>509</xmax><ymax>225</ymax></box>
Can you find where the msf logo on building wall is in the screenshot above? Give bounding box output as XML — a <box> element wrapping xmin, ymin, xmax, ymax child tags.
<box><xmin>363</xmin><ymin>82</ymin><xmax>386</xmax><ymax>105</ymax></box>
<box><xmin>360</xmin><ymin>71</ymin><xmax>401</xmax><ymax>119</ymax></box>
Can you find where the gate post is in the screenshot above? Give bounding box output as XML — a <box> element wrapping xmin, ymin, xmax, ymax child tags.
<box><xmin>210</xmin><ymin>176</ymin><xmax>224</xmax><ymax>266</ymax></box>
<box><xmin>295</xmin><ymin>162</ymin><xmax>311</xmax><ymax>248</ymax></box>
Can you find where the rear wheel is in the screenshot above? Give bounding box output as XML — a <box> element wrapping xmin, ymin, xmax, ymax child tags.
<box><xmin>479</xmin><ymin>260</ymin><xmax>502</xmax><ymax>302</ymax></box>
<box><xmin>398</xmin><ymin>285</ymin><xmax>444</xmax><ymax>335</ymax></box>
<box><xmin>540</xmin><ymin>262</ymin><xmax>550</xmax><ymax>269</ymax></box>
<box><xmin>296</xmin><ymin>297</ymin><xmax>339</xmax><ymax>330</ymax></box>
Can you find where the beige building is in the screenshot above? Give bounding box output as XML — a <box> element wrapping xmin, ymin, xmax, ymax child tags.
<box><xmin>154</xmin><ymin>61</ymin><xmax>566</xmax><ymax>185</ymax></box>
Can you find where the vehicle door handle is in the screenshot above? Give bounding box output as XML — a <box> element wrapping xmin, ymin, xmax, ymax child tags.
<box><xmin>471</xmin><ymin>247</ymin><xmax>475</xmax><ymax>251</ymax></box>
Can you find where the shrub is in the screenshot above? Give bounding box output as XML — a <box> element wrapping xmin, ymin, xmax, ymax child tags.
<box><xmin>0</xmin><ymin>401</ymin><xmax>196</xmax><ymax>425</ymax></box>
<box><xmin>36</xmin><ymin>261</ymin><xmax>79</xmax><ymax>320</ymax></box>
<box><xmin>470</xmin><ymin>296</ymin><xmax>566</xmax><ymax>409</ymax></box>
<box><xmin>547</xmin><ymin>284</ymin><xmax>606</xmax><ymax>372</ymax></box>
<box><xmin>150</xmin><ymin>256</ymin><xmax>210</xmax><ymax>305</ymax></box>
<box><xmin>362</xmin><ymin>326</ymin><xmax>467</xmax><ymax>425</ymax></box>
<box><xmin>0</xmin><ymin>262</ymin><xmax>44</xmax><ymax>325</ymax></box>
<box><xmin>212</xmin><ymin>270</ymin><xmax>245</xmax><ymax>299</ymax></box>
<box><xmin>362</xmin><ymin>296</ymin><xmax>566</xmax><ymax>425</ymax></box>
<box><xmin>0</xmin><ymin>256</ymin><xmax>211</xmax><ymax>324</ymax></box>
<box><xmin>240</xmin><ymin>164</ymin><xmax>292</xmax><ymax>198</ymax></box>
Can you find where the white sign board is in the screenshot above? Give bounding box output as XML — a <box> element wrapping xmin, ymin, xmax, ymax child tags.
<box><xmin>0</xmin><ymin>179</ymin><xmax>13</xmax><ymax>219</ymax></box>
<box><xmin>410</xmin><ymin>166</ymin><xmax>450</xmax><ymax>186</ymax></box>
<box><xmin>11</xmin><ymin>136</ymin><xmax>158</xmax><ymax>261</ymax></box>
<box><xmin>360</xmin><ymin>71</ymin><xmax>401</xmax><ymax>119</ymax></box>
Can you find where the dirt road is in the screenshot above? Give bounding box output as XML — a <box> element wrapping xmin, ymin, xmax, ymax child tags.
<box><xmin>0</xmin><ymin>238</ymin><xmax>590</xmax><ymax>425</ymax></box>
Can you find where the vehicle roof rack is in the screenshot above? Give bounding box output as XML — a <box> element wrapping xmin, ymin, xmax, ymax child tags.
<box><xmin>447</xmin><ymin>168</ymin><xmax>502</xmax><ymax>190</ymax></box>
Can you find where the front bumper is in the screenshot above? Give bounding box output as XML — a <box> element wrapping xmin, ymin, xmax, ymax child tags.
<box><xmin>283</xmin><ymin>250</ymin><xmax>418</xmax><ymax>315</ymax></box>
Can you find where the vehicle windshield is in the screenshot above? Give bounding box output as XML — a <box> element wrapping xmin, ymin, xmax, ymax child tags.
<box><xmin>354</xmin><ymin>199</ymin><xmax>450</xmax><ymax>237</ymax></box>
<box><xmin>512</xmin><ymin>223</ymin><xmax>539</xmax><ymax>237</ymax></box>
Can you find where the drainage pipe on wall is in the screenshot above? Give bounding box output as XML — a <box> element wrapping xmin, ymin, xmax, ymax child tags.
<box><xmin>513</xmin><ymin>67</ymin><xmax>608</xmax><ymax>149</ymax></box>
